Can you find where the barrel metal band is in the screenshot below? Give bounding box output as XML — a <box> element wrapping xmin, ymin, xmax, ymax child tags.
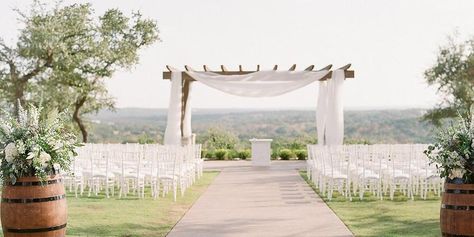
<box><xmin>1</xmin><ymin>194</ymin><xmax>66</xmax><ymax>204</ymax></box>
<box><xmin>6</xmin><ymin>223</ymin><xmax>67</xmax><ymax>233</ymax></box>
<box><xmin>441</xmin><ymin>204</ymin><xmax>474</xmax><ymax>211</ymax></box>
<box><xmin>7</xmin><ymin>179</ymin><xmax>62</xmax><ymax>187</ymax></box>
<box><xmin>446</xmin><ymin>189</ymin><xmax>474</xmax><ymax>194</ymax></box>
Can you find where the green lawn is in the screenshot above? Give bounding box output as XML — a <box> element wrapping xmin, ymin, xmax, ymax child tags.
<box><xmin>1</xmin><ymin>171</ymin><xmax>219</xmax><ymax>237</ymax></box>
<box><xmin>300</xmin><ymin>171</ymin><xmax>441</xmax><ymax>237</ymax></box>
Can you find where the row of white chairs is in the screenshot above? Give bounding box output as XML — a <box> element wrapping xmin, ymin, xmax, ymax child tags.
<box><xmin>63</xmin><ymin>143</ymin><xmax>203</xmax><ymax>201</ymax></box>
<box><xmin>306</xmin><ymin>144</ymin><xmax>443</xmax><ymax>201</ymax></box>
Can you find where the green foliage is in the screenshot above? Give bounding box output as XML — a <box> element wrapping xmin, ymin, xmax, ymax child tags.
<box><xmin>0</xmin><ymin>2</ymin><xmax>159</xmax><ymax>142</ymax></box>
<box><xmin>227</xmin><ymin>149</ymin><xmax>238</xmax><ymax>159</ymax></box>
<box><xmin>423</xmin><ymin>34</ymin><xmax>474</xmax><ymax>125</ymax></box>
<box><xmin>0</xmin><ymin>104</ymin><xmax>80</xmax><ymax>183</ymax></box>
<box><xmin>137</xmin><ymin>133</ymin><xmax>156</xmax><ymax>144</ymax></box>
<box><xmin>294</xmin><ymin>149</ymin><xmax>307</xmax><ymax>160</ymax></box>
<box><xmin>237</xmin><ymin>149</ymin><xmax>251</xmax><ymax>160</ymax></box>
<box><xmin>214</xmin><ymin>149</ymin><xmax>228</xmax><ymax>160</ymax></box>
<box><xmin>279</xmin><ymin>149</ymin><xmax>294</xmax><ymax>160</ymax></box>
<box><xmin>424</xmin><ymin>111</ymin><xmax>474</xmax><ymax>183</ymax></box>
<box><xmin>271</xmin><ymin>150</ymin><xmax>278</xmax><ymax>160</ymax></box>
<box><xmin>203</xmin><ymin>149</ymin><xmax>215</xmax><ymax>159</ymax></box>
<box><xmin>198</xmin><ymin>127</ymin><xmax>239</xmax><ymax>150</ymax></box>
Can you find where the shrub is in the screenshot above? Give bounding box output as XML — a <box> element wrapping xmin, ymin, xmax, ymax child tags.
<box><xmin>294</xmin><ymin>149</ymin><xmax>307</xmax><ymax>160</ymax></box>
<box><xmin>271</xmin><ymin>149</ymin><xmax>278</xmax><ymax>160</ymax></box>
<box><xmin>227</xmin><ymin>149</ymin><xmax>239</xmax><ymax>159</ymax></box>
<box><xmin>237</xmin><ymin>149</ymin><xmax>251</xmax><ymax>160</ymax></box>
<box><xmin>214</xmin><ymin>149</ymin><xmax>228</xmax><ymax>160</ymax></box>
<box><xmin>279</xmin><ymin>149</ymin><xmax>294</xmax><ymax>160</ymax></box>
<box><xmin>203</xmin><ymin>150</ymin><xmax>215</xmax><ymax>159</ymax></box>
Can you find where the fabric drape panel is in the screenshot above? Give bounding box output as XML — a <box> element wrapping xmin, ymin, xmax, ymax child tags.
<box><xmin>164</xmin><ymin>71</ymin><xmax>183</xmax><ymax>145</ymax></box>
<box><xmin>316</xmin><ymin>81</ymin><xmax>328</xmax><ymax>145</ymax></box>
<box><xmin>182</xmin><ymin>82</ymin><xmax>193</xmax><ymax>139</ymax></box>
<box><xmin>186</xmin><ymin>70</ymin><xmax>329</xmax><ymax>97</ymax></box>
<box><xmin>325</xmin><ymin>70</ymin><xmax>345</xmax><ymax>145</ymax></box>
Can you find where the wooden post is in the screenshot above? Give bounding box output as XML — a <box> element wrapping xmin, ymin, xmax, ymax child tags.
<box><xmin>180</xmin><ymin>79</ymin><xmax>191</xmax><ymax>138</ymax></box>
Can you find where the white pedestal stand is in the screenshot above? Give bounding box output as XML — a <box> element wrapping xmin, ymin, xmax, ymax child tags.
<box><xmin>249</xmin><ymin>138</ymin><xmax>273</xmax><ymax>167</ymax></box>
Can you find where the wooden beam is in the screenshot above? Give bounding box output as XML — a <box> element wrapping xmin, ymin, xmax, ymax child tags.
<box><xmin>338</xmin><ymin>63</ymin><xmax>351</xmax><ymax>70</ymax></box>
<box><xmin>319</xmin><ymin>64</ymin><xmax>333</xmax><ymax>71</ymax></box>
<box><xmin>221</xmin><ymin>65</ymin><xmax>228</xmax><ymax>72</ymax></box>
<box><xmin>256</xmin><ymin>65</ymin><xmax>260</xmax><ymax>71</ymax></box>
<box><xmin>239</xmin><ymin>65</ymin><xmax>243</xmax><ymax>72</ymax></box>
<box><xmin>163</xmin><ymin>70</ymin><xmax>355</xmax><ymax>81</ymax></box>
<box><xmin>184</xmin><ymin>65</ymin><xmax>194</xmax><ymax>71</ymax></box>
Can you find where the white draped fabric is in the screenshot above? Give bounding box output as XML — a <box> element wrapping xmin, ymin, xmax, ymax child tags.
<box><xmin>324</xmin><ymin>70</ymin><xmax>345</xmax><ymax>145</ymax></box>
<box><xmin>186</xmin><ymin>70</ymin><xmax>329</xmax><ymax>97</ymax></box>
<box><xmin>316</xmin><ymin>80</ymin><xmax>328</xmax><ymax>145</ymax></box>
<box><xmin>165</xmin><ymin>69</ymin><xmax>346</xmax><ymax>146</ymax></box>
<box><xmin>164</xmin><ymin>70</ymin><xmax>182</xmax><ymax>145</ymax></box>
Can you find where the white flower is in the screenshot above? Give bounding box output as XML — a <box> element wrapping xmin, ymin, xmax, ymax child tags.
<box><xmin>53</xmin><ymin>163</ymin><xmax>61</xmax><ymax>171</ymax></box>
<box><xmin>4</xmin><ymin>142</ymin><xmax>19</xmax><ymax>163</ymax></box>
<box><xmin>16</xmin><ymin>140</ymin><xmax>26</xmax><ymax>154</ymax></box>
<box><xmin>38</xmin><ymin>152</ymin><xmax>51</xmax><ymax>168</ymax></box>
<box><xmin>26</xmin><ymin>152</ymin><xmax>36</xmax><ymax>160</ymax></box>
<box><xmin>449</xmin><ymin>168</ymin><xmax>465</xmax><ymax>179</ymax></box>
<box><xmin>53</xmin><ymin>142</ymin><xmax>63</xmax><ymax>151</ymax></box>
<box><xmin>28</xmin><ymin>106</ymin><xmax>39</xmax><ymax>128</ymax></box>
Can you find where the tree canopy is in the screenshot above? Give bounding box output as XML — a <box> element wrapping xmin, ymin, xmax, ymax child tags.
<box><xmin>0</xmin><ymin>2</ymin><xmax>159</xmax><ymax>142</ymax></box>
<box><xmin>424</xmin><ymin>35</ymin><xmax>474</xmax><ymax>125</ymax></box>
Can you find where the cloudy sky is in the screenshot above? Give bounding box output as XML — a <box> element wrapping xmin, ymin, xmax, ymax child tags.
<box><xmin>1</xmin><ymin>0</ymin><xmax>474</xmax><ymax>109</ymax></box>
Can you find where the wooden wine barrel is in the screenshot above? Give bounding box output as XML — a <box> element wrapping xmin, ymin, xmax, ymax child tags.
<box><xmin>441</xmin><ymin>183</ymin><xmax>474</xmax><ymax>237</ymax></box>
<box><xmin>1</xmin><ymin>175</ymin><xmax>67</xmax><ymax>237</ymax></box>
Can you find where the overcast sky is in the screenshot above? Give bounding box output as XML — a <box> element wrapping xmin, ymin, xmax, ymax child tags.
<box><xmin>1</xmin><ymin>0</ymin><xmax>474</xmax><ymax>109</ymax></box>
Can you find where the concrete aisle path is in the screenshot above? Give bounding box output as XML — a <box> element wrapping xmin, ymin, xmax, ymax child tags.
<box><xmin>167</xmin><ymin>161</ymin><xmax>353</xmax><ymax>237</ymax></box>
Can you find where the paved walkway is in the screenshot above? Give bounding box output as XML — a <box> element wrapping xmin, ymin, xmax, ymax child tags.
<box><xmin>167</xmin><ymin>161</ymin><xmax>353</xmax><ymax>237</ymax></box>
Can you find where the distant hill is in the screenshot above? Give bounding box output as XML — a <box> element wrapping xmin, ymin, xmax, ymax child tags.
<box><xmin>87</xmin><ymin>108</ymin><xmax>436</xmax><ymax>144</ymax></box>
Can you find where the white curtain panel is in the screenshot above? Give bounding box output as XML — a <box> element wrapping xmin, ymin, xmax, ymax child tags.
<box><xmin>185</xmin><ymin>70</ymin><xmax>330</xmax><ymax>97</ymax></box>
<box><xmin>164</xmin><ymin>70</ymin><xmax>183</xmax><ymax>145</ymax></box>
<box><xmin>316</xmin><ymin>80</ymin><xmax>328</xmax><ymax>145</ymax></box>
<box><xmin>325</xmin><ymin>70</ymin><xmax>345</xmax><ymax>145</ymax></box>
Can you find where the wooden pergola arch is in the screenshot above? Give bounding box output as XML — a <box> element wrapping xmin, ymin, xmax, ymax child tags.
<box><xmin>162</xmin><ymin>64</ymin><xmax>355</xmax><ymax>138</ymax></box>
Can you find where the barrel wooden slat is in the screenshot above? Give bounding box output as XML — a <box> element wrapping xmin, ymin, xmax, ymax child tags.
<box><xmin>442</xmin><ymin>193</ymin><xmax>474</xmax><ymax>206</ymax></box>
<box><xmin>441</xmin><ymin>183</ymin><xmax>474</xmax><ymax>236</ymax></box>
<box><xmin>445</xmin><ymin>184</ymin><xmax>474</xmax><ymax>190</ymax></box>
<box><xmin>1</xmin><ymin>175</ymin><xmax>67</xmax><ymax>237</ymax></box>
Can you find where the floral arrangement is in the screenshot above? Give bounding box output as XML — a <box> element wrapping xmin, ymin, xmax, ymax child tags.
<box><xmin>425</xmin><ymin>110</ymin><xmax>474</xmax><ymax>184</ymax></box>
<box><xmin>0</xmin><ymin>104</ymin><xmax>80</xmax><ymax>184</ymax></box>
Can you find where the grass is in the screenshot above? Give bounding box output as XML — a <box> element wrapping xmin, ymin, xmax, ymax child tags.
<box><xmin>1</xmin><ymin>171</ymin><xmax>219</xmax><ymax>237</ymax></box>
<box><xmin>299</xmin><ymin>171</ymin><xmax>441</xmax><ymax>237</ymax></box>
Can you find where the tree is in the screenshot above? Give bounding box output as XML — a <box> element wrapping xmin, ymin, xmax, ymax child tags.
<box><xmin>424</xmin><ymin>35</ymin><xmax>474</xmax><ymax>125</ymax></box>
<box><xmin>198</xmin><ymin>127</ymin><xmax>239</xmax><ymax>150</ymax></box>
<box><xmin>0</xmin><ymin>2</ymin><xmax>159</xmax><ymax>142</ymax></box>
